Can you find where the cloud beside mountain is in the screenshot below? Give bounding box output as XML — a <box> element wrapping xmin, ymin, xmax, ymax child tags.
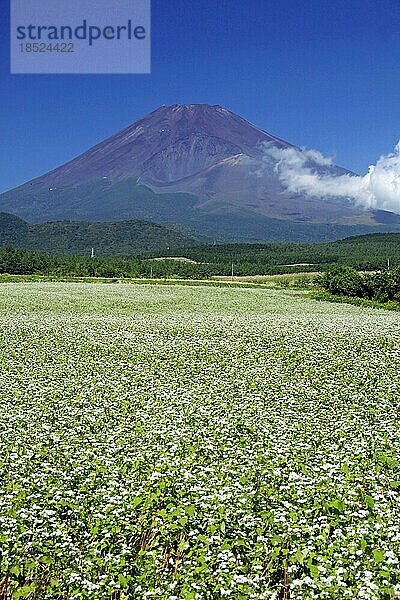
<box><xmin>260</xmin><ymin>141</ymin><xmax>400</xmax><ymax>215</ymax></box>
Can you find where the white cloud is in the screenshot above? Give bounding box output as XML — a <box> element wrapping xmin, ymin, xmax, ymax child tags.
<box><xmin>259</xmin><ymin>141</ymin><xmax>400</xmax><ymax>214</ymax></box>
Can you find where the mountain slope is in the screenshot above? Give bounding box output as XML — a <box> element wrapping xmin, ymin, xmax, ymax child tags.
<box><xmin>0</xmin><ymin>213</ymin><xmax>199</xmax><ymax>256</ymax></box>
<box><xmin>1</xmin><ymin>104</ymin><xmax>400</xmax><ymax>241</ymax></box>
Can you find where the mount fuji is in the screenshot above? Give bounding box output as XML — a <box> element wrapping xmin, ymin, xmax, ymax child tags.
<box><xmin>1</xmin><ymin>104</ymin><xmax>399</xmax><ymax>242</ymax></box>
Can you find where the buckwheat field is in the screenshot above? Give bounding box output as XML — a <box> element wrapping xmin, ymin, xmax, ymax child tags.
<box><xmin>1</xmin><ymin>282</ymin><xmax>399</xmax><ymax>600</ymax></box>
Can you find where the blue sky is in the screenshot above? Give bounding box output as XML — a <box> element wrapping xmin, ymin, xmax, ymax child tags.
<box><xmin>1</xmin><ymin>0</ymin><xmax>400</xmax><ymax>192</ymax></box>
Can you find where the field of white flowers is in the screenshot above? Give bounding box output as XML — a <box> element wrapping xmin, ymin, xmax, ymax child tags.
<box><xmin>0</xmin><ymin>282</ymin><xmax>399</xmax><ymax>599</ymax></box>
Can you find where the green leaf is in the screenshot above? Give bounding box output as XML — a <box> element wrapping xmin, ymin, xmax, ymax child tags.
<box><xmin>331</xmin><ymin>498</ymin><xmax>345</xmax><ymax>512</ymax></box>
<box><xmin>365</xmin><ymin>495</ymin><xmax>375</xmax><ymax>509</ymax></box>
<box><xmin>379</xmin><ymin>570</ymin><xmax>390</xmax><ymax>579</ymax></box>
<box><xmin>361</xmin><ymin>538</ymin><xmax>367</xmax><ymax>552</ymax></box>
<box><xmin>178</xmin><ymin>539</ymin><xmax>189</xmax><ymax>553</ymax></box>
<box><xmin>271</xmin><ymin>535</ymin><xmax>282</xmax><ymax>546</ymax></box>
<box><xmin>373</xmin><ymin>549</ymin><xmax>385</xmax><ymax>563</ymax></box>
<box><xmin>14</xmin><ymin>585</ymin><xmax>36</xmax><ymax>598</ymax></box>
<box><xmin>185</xmin><ymin>504</ymin><xmax>196</xmax><ymax>517</ymax></box>
<box><xmin>293</xmin><ymin>549</ymin><xmax>305</xmax><ymax>564</ymax></box>
<box><xmin>309</xmin><ymin>564</ymin><xmax>319</xmax><ymax>578</ymax></box>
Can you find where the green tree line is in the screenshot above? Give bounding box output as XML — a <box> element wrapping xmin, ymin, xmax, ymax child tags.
<box><xmin>320</xmin><ymin>265</ymin><xmax>400</xmax><ymax>303</ymax></box>
<box><xmin>0</xmin><ymin>247</ymin><xmax>219</xmax><ymax>279</ymax></box>
<box><xmin>152</xmin><ymin>233</ymin><xmax>400</xmax><ymax>273</ymax></box>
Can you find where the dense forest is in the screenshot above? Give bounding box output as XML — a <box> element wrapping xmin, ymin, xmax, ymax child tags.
<box><xmin>0</xmin><ymin>212</ymin><xmax>198</xmax><ymax>256</ymax></box>
<box><xmin>2</xmin><ymin>213</ymin><xmax>400</xmax><ymax>271</ymax></box>
<box><xmin>1</xmin><ymin>232</ymin><xmax>400</xmax><ymax>279</ymax></box>
<box><xmin>0</xmin><ymin>247</ymin><xmax>216</xmax><ymax>279</ymax></box>
<box><xmin>154</xmin><ymin>233</ymin><xmax>400</xmax><ymax>273</ymax></box>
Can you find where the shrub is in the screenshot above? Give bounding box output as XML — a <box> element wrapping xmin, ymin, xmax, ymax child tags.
<box><xmin>319</xmin><ymin>265</ymin><xmax>363</xmax><ymax>297</ymax></box>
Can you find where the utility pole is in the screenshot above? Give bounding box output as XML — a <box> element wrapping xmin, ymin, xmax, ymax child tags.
<box><xmin>91</xmin><ymin>247</ymin><xmax>95</xmax><ymax>259</ymax></box>
<box><xmin>150</xmin><ymin>265</ymin><xmax>153</xmax><ymax>279</ymax></box>
<box><xmin>387</xmin><ymin>258</ymin><xmax>390</xmax><ymax>270</ymax></box>
<box><xmin>231</xmin><ymin>262</ymin><xmax>234</xmax><ymax>281</ymax></box>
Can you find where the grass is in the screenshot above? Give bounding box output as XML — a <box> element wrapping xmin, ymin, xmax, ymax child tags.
<box><xmin>0</xmin><ymin>272</ymin><xmax>318</xmax><ymax>291</ymax></box>
<box><xmin>311</xmin><ymin>290</ymin><xmax>400</xmax><ymax>312</ymax></box>
<box><xmin>213</xmin><ymin>273</ymin><xmax>318</xmax><ymax>288</ymax></box>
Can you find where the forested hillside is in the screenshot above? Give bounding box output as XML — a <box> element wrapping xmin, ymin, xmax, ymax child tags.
<box><xmin>0</xmin><ymin>213</ymin><xmax>198</xmax><ymax>255</ymax></box>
